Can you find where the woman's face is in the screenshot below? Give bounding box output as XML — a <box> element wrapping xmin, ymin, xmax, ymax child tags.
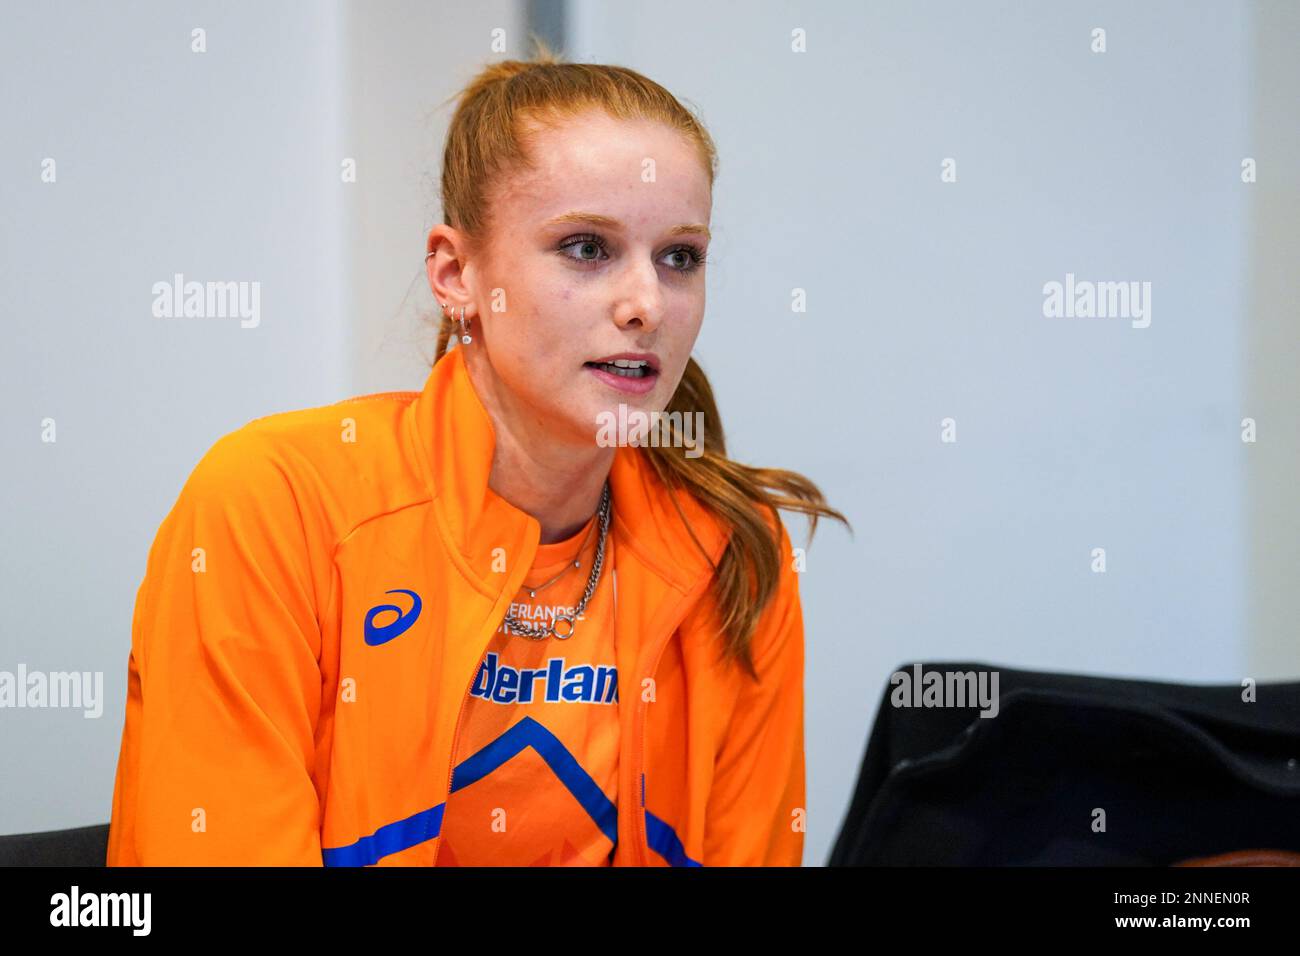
<box><xmin>459</xmin><ymin>110</ymin><xmax>712</xmax><ymax>446</ymax></box>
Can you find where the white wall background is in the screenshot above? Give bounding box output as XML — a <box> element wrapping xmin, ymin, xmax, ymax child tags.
<box><xmin>2</xmin><ymin>1</ymin><xmax>1295</xmax><ymax>867</ymax></box>
<box><xmin>571</xmin><ymin>0</ymin><xmax>1297</xmax><ymax>864</ymax></box>
<box><xmin>0</xmin><ymin>0</ymin><xmax>519</xmax><ymax>837</ymax></box>
<box><xmin>1245</xmin><ymin>0</ymin><xmax>1300</xmax><ymax>681</ymax></box>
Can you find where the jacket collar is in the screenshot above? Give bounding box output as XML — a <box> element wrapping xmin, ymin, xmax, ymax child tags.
<box><xmin>402</xmin><ymin>344</ymin><xmax>731</xmax><ymax>595</ymax></box>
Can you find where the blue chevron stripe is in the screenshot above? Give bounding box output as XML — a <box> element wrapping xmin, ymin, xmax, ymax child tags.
<box><xmin>450</xmin><ymin>716</ymin><xmax>618</xmax><ymax>843</ymax></box>
<box><xmin>646</xmin><ymin>809</ymin><xmax>701</xmax><ymax>867</ymax></box>
<box><xmin>320</xmin><ymin>802</ymin><xmax>443</xmax><ymax>867</ymax></box>
<box><xmin>321</xmin><ymin>716</ymin><xmax>697</xmax><ymax>866</ymax></box>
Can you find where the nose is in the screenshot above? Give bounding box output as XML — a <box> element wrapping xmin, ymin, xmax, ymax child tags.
<box><xmin>612</xmin><ymin>259</ymin><xmax>663</xmax><ymax>334</ymax></box>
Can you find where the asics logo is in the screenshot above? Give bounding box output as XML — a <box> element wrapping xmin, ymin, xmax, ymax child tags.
<box><xmin>364</xmin><ymin>589</ymin><xmax>422</xmax><ymax>646</ymax></box>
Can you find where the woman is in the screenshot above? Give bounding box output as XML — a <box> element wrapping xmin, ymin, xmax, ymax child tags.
<box><xmin>107</xmin><ymin>48</ymin><xmax>848</xmax><ymax>868</ymax></box>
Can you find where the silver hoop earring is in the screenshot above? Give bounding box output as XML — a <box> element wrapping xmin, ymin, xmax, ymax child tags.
<box><xmin>425</xmin><ymin>251</ymin><xmax>436</xmax><ymax>261</ymax></box>
<box><xmin>459</xmin><ymin>305</ymin><xmax>472</xmax><ymax>345</ymax></box>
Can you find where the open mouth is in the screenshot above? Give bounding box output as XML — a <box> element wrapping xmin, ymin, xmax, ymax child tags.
<box><xmin>583</xmin><ymin>360</ymin><xmax>656</xmax><ymax>379</ymax></box>
<box><xmin>583</xmin><ymin>356</ymin><xmax>661</xmax><ymax>394</ymax></box>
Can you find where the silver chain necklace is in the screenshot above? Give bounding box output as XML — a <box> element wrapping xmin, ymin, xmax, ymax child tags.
<box><xmin>501</xmin><ymin>481</ymin><xmax>611</xmax><ymax>641</ymax></box>
<box><xmin>522</xmin><ymin>507</ymin><xmax>599</xmax><ymax>599</ymax></box>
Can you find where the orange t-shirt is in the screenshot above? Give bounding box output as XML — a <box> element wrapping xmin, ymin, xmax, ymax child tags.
<box><xmin>436</xmin><ymin>510</ymin><xmax>620</xmax><ymax>866</ymax></box>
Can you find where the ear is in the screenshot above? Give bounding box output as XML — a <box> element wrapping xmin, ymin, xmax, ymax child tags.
<box><xmin>426</xmin><ymin>224</ymin><xmax>476</xmax><ymax>315</ymax></box>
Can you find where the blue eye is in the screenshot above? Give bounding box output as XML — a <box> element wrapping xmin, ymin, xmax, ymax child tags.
<box><xmin>558</xmin><ymin>234</ymin><xmax>709</xmax><ymax>274</ymax></box>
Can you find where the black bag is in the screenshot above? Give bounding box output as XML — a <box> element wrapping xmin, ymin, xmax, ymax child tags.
<box><xmin>828</xmin><ymin>661</ymin><xmax>1300</xmax><ymax>865</ymax></box>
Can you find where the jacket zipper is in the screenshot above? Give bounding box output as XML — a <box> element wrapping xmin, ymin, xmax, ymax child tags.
<box><xmin>634</xmin><ymin>577</ymin><xmax>714</xmax><ymax>866</ymax></box>
<box><xmin>430</xmin><ymin>648</ymin><xmax>480</xmax><ymax>867</ymax></box>
<box><xmin>634</xmin><ymin>635</ymin><xmax>672</xmax><ymax>866</ymax></box>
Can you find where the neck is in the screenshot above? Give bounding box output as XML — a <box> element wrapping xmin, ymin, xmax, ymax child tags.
<box><xmin>465</xmin><ymin>351</ymin><xmax>615</xmax><ymax>544</ymax></box>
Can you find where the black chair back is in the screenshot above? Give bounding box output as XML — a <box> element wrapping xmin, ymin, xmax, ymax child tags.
<box><xmin>829</xmin><ymin>662</ymin><xmax>1300</xmax><ymax>865</ymax></box>
<box><xmin>0</xmin><ymin>824</ymin><xmax>109</xmax><ymax>867</ymax></box>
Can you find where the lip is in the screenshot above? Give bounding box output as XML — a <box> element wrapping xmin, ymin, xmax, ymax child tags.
<box><xmin>587</xmin><ymin>351</ymin><xmax>661</xmax><ymax>372</ymax></box>
<box><xmin>584</xmin><ymin>352</ymin><xmax>661</xmax><ymax>395</ymax></box>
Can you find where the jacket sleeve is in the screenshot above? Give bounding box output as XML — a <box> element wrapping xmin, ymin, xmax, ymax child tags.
<box><xmin>106</xmin><ymin>426</ymin><xmax>326</xmax><ymax>866</ymax></box>
<box><xmin>703</xmin><ymin>517</ymin><xmax>807</xmax><ymax>866</ymax></box>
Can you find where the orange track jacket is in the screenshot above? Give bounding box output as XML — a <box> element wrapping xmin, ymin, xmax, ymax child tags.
<box><xmin>106</xmin><ymin>345</ymin><xmax>806</xmax><ymax>866</ymax></box>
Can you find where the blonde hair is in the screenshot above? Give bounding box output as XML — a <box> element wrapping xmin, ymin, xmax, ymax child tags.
<box><xmin>431</xmin><ymin>38</ymin><xmax>851</xmax><ymax>680</ymax></box>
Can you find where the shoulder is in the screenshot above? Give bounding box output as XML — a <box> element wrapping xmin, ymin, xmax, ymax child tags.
<box><xmin>693</xmin><ymin>501</ymin><xmax>802</xmax><ymax>679</ymax></box>
<box><xmin>750</xmin><ymin>502</ymin><xmax>798</xmax><ymax>595</ymax></box>
<box><xmin>235</xmin><ymin>389</ymin><xmax>418</xmax><ymax>457</ymax></box>
<box><xmin>177</xmin><ymin>390</ymin><xmax>428</xmax><ymax>547</ymax></box>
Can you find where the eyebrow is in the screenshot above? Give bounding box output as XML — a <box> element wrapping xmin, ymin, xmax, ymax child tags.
<box><xmin>544</xmin><ymin>211</ymin><xmax>711</xmax><ymax>241</ymax></box>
